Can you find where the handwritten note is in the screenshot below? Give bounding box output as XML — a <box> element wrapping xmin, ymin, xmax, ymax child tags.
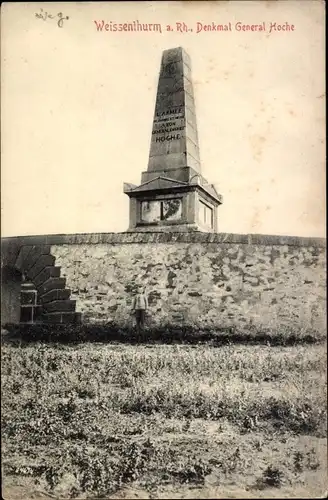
<box><xmin>35</xmin><ymin>8</ymin><xmax>69</xmax><ymax>28</ymax></box>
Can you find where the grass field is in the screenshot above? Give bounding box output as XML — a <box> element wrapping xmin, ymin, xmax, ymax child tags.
<box><xmin>1</xmin><ymin>339</ymin><xmax>327</xmax><ymax>499</ymax></box>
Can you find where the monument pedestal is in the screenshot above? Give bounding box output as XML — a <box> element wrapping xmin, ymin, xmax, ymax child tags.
<box><xmin>124</xmin><ymin>47</ymin><xmax>223</xmax><ymax>233</ymax></box>
<box><xmin>124</xmin><ymin>177</ymin><xmax>222</xmax><ymax>233</ymax></box>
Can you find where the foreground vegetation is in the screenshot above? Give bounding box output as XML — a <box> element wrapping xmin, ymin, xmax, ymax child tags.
<box><xmin>4</xmin><ymin>322</ymin><xmax>326</xmax><ymax>345</ymax></box>
<box><xmin>2</xmin><ymin>340</ymin><xmax>327</xmax><ymax>498</ymax></box>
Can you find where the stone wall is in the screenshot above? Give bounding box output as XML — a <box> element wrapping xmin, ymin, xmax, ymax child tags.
<box><xmin>41</xmin><ymin>232</ymin><xmax>326</xmax><ymax>332</ymax></box>
<box><xmin>1</xmin><ymin>232</ymin><xmax>326</xmax><ymax>331</ymax></box>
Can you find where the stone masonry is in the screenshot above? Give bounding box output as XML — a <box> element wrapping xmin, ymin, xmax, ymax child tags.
<box><xmin>1</xmin><ymin>233</ymin><xmax>325</xmax><ymax>330</ymax></box>
<box><xmin>47</xmin><ymin>232</ymin><xmax>326</xmax><ymax>332</ymax></box>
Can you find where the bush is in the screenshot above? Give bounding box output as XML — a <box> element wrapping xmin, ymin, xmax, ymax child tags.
<box><xmin>254</xmin><ymin>466</ymin><xmax>285</xmax><ymax>489</ymax></box>
<box><xmin>262</xmin><ymin>466</ymin><xmax>284</xmax><ymax>487</ymax></box>
<box><xmin>2</xmin><ymin>322</ymin><xmax>325</xmax><ymax>346</ymax></box>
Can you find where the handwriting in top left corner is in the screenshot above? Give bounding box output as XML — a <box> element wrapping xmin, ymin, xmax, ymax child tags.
<box><xmin>35</xmin><ymin>8</ymin><xmax>69</xmax><ymax>28</ymax></box>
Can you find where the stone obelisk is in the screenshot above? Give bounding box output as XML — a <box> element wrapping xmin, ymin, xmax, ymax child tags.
<box><xmin>146</xmin><ymin>47</ymin><xmax>201</xmax><ymax>178</ymax></box>
<box><xmin>124</xmin><ymin>47</ymin><xmax>222</xmax><ymax>232</ymax></box>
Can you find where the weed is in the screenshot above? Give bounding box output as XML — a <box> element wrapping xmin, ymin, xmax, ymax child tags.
<box><xmin>293</xmin><ymin>451</ymin><xmax>304</xmax><ymax>472</ymax></box>
<box><xmin>254</xmin><ymin>465</ymin><xmax>285</xmax><ymax>489</ymax></box>
<box><xmin>262</xmin><ymin>466</ymin><xmax>284</xmax><ymax>487</ymax></box>
<box><xmin>2</xmin><ymin>342</ymin><xmax>326</xmax><ymax>498</ymax></box>
<box><xmin>306</xmin><ymin>447</ymin><xmax>321</xmax><ymax>470</ymax></box>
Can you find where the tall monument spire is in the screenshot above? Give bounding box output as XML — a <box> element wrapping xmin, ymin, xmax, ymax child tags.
<box><xmin>147</xmin><ymin>47</ymin><xmax>201</xmax><ymax>175</ymax></box>
<box><xmin>124</xmin><ymin>47</ymin><xmax>223</xmax><ymax>232</ymax></box>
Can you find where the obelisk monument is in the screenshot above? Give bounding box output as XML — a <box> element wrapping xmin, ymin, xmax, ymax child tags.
<box><xmin>124</xmin><ymin>47</ymin><xmax>222</xmax><ymax>232</ymax></box>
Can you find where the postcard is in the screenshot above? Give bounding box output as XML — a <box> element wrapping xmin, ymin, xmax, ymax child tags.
<box><xmin>1</xmin><ymin>2</ymin><xmax>326</xmax><ymax>499</ymax></box>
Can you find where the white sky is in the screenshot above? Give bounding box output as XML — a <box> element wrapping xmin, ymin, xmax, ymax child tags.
<box><xmin>1</xmin><ymin>1</ymin><xmax>326</xmax><ymax>238</ymax></box>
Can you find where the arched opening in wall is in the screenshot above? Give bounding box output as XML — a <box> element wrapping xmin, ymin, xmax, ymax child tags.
<box><xmin>20</xmin><ymin>278</ymin><xmax>42</xmax><ymax>324</ymax></box>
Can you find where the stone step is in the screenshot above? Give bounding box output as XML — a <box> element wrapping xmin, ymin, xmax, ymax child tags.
<box><xmin>21</xmin><ymin>282</ymin><xmax>36</xmax><ymax>290</ymax></box>
<box><xmin>38</xmin><ymin>288</ymin><xmax>71</xmax><ymax>304</ymax></box>
<box><xmin>41</xmin><ymin>312</ymin><xmax>82</xmax><ymax>324</ymax></box>
<box><xmin>37</xmin><ymin>277</ymin><xmax>66</xmax><ymax>297</ymax></box>
<box><xmin>27</xmin><ymin>255</ymin><xmax>56</xmax><ymax>281</ymax></box>
<box><xmin>74</xmin><ymin>312</ymin><xmax>82</xmax><ymax>324</ymax></box>
<box><xmin>43</xmin><ymin>300</ymin><xmax>76</xmax><ymax>313</ymax></box>
<box><xmin>23</xmin><ymin>245</ymin><xmax>51</xmax><ymax>274</ymax></box>
<box><xmin>33</xmin><ymin>266</ymin><xmax>61</xmax><ymax>287</ymax></box>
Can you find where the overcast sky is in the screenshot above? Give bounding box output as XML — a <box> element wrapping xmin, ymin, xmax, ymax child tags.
<box><xmin>1</xmin><ymin>1</ymin><xmax>325</xmax><ymax>238</ymax></box>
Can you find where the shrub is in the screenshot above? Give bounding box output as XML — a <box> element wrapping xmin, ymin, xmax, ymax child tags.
<box><xmin>254</xmin><ymin>466</ymin><xmax>285</xmax><ymax>489</ymax></box>
<box><xmin>262</xmin><ymin>466</ymin><xmax>284</xmax><ymax>487</ymax></box>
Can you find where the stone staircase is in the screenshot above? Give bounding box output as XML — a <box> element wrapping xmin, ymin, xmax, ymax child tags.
<box><xmin>15</xmin><ymin>244</ymin><xmax>81</xmax><ymax>324</ymax></box>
